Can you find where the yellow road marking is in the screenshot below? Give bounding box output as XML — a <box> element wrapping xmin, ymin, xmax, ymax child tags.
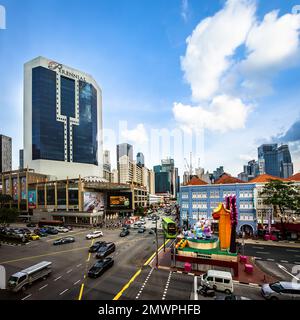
<box><xmin>78</xmin><ymin>283</ymin><xmax>84</xmax><ymax>300</ymax></box>
<box><xmin>113</xmin><ymin>238</ymin><xmax>170</xmax><ymax>300</ymax></box>
<box><xmin>0</xmin><ymin>246</ymin><xmax>89</xmax><ymax>265</ymax></box>
<box><xmin>113</xmin><ymin>268</ymin><xmax>142</xmax><ymax>300</ymax></box>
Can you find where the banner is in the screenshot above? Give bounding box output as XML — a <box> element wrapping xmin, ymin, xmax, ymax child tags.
<box><xmin>83</xmin><ymin>192</ymin><xmax>104</xmax><ymax>212</ymax></box>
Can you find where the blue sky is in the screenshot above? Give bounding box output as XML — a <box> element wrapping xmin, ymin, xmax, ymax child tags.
<box><xmin>0</xmin><ymin>0</ymin><xmax>300</xmax><ymax>176</ymax></box>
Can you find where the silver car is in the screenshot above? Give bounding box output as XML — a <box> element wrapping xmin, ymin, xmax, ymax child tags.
<box><xmin>261</xmin><ymin>281</ymin><xmax>300</xmax><ymax>300</ymax></box>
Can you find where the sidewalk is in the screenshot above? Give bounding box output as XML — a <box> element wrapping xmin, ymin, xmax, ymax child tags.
<box><xmin>238</xmin><ymin>238</ymin><xmax>300</xmax><ymax>248</ymax></box>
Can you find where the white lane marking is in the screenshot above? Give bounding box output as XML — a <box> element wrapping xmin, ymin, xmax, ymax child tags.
<box><xmin>21</xmin><ymin>294</ymin><xmax>32</xmax><ymax>300</ymax></box>
<box><xmin>277</xmin><ymin>264</ymin><xmax>300</xmax><ymax>281</ymax></box>
<box><xmin>59</xmin><ymin>288</ymin><xmax>69</xmax><ymax>295</ymax></box>
<box><xmin>253</xmin><ymin>246</ymin><xmax>265</xmax><ymax>249</ymax></box>
<box><xmin>194</xmin><ymin>276</ymin><xmax>199</xmax><ymax>301</ymax></box>
<box><xmin>73</xmin><ymin>280</ymin><xmax>81</xmax><ymax>285</ymax></box>
<box><xmin>255</xmin><ymin>251</ymin><xmax>270</xmax><ymax>255</ymax></box>
<box><xmin>54</xmin><ymin>276</ymin><xmax>62</xmax><ymax>281</ymax></box>
<box><xmin>135</xmin><ymin>267</ymin><xmax>154</xmax><ymax>300</ymax></box>
<box><xmin>39</xmin><ymin>284</ymin><xmax>48</xmax><ymax>291</ymax></box>
<box><xmin>267</xmin><ymin>258</ymin><xmax>275</xmax><ymax>261</ymax></box>
<box><xmin>286</xmin><ymin>249</ymin><xmax>298</xmax><ymax>252</ymax></box>
<box><xmin>76</xmin><ymin>264</ymin><xmax>82</xmax><ymax>267</ymax></box>
<box><xmin>67</xmin><ymin>269</ymin><xmax>73</xmax><ymax>274</ymax></box>
<box><xmin>254</xmin><ymin>257</ymin><xmax>262</xmax><ymax>260</ymax></box>
<box><xmin>280</xmin><ymin>260</ymin><xmax>289</xmax><ymax>263</ymax></box>
<box><xmin>294</xmin><ymin>262</ymin><xmax>300</xmax><ymax>265</ymax></box>
<box><xmin>161</xmin><ymin>271</ymin><xmax>172</xmax><ymax>300</ymax></box>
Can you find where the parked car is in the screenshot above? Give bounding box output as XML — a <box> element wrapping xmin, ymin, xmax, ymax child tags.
<box><xmin>86</xmin><ymin>230</ymin><xmax>103</xmax><ymax>239</ymax></box>
<box><xmin>138</xmin><ymin>227</ymin><xmax>146</xmax><ymax>233</ymax></box>
<box><xmin>34</xmin><ymin>229</ymin><xmax>48</xmax><ymax>237</ymax></box>
<box><xmin>88</xmin><ymin>257</ymin><xmax>114</xmax><ymax>278</ymax></box>
<box><xmin>45</xmin><ymin>227</ymin><xmax>58</xmax><ymax>235</ymax></box>
<box><xmin>96</xmin><ymin>242</ymin><xmax>116</xmax><ymax>258</ymax></box>
<box><xmin>215</xmin><ymin>294</ymin><xmax>250</xmax><ymax>300</ymax></box>
<box><xmin>26</xmin><ymin>223</ymin><xmax>36</xmax><ymax>228</ymax></box>
<box><xmin>261</xmin><ymin>281</ymin><xmax>300</xmax><ymax>300</ymax></box>
<box><xmin>19</xmin><ymin>228</ymin><xmax>31</xmax><ymax>235</ymax></box>
<box><xmin>53</xmin><ymin>237</ymin><xmax>75</xmax><ymax>245</ymax></box>
<box><xmin>89</xmin><ymin>241</ymin><xmax>106</xmax><ymax>253</ymax></box>
<box><xmin>28</xmin><ymin>233</ymin><xmax>40</xmax><ymax>241</ymax></box>
<box><xmin>65</xmin><ymin>226</ymin><xmax>73</xmax><ymax>231</ymax></box>
<box><xmin>120</xmin><ymin>228</ymin><xmax>130</xmax><ymax>237</ymax></box>
<box><xmin>56</xmin><ymin>226</ymin><xmax>69</xmax><ymax>233</ymax></box>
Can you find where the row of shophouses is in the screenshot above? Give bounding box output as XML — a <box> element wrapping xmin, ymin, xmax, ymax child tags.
<box><xmin>179</xmin><ymin>173</ymin><xmax>300</xmax><ymax>236</ymax></box>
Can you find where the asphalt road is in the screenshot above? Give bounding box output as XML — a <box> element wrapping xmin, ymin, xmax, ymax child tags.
<box><xmin>243</xmin><ymin>243</ymin><xmax>300</xmax><ymax>264</ymax></box>
<box><xmin>0</xmin><ymin>224</ymin><xmax>165</xmax><ymax>300</ymax></box>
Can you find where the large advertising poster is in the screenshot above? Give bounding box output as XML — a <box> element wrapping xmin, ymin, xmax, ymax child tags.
<box><xmin>83</xmin><ymin>192</ymin><xmax>104</xmax><ymax>212</ymax></box>
<box><xmin>5</xmin><ymin>179</ymin><xmax>10</xmax><ymax>194</ymax></box>
<box><xmin>21</xmin><ymin>177</ymin><xmax>27</xmax><ymax>200</ymax></box>
<box><xmin>12</xmin><ymin>178</ymin><xmax>18</xmax><ymax>200</ymax></box>
<box><xmin>108</xmin><ymin>193</ymin><xmax>131</xmax><ymax>209</ymax></box>
<box><xmin>28</xmin><ymin>190</ymin><xmax>36</xmax><ymax>209</ymax></box>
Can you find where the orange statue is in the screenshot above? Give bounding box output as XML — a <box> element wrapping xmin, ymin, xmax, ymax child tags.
<box><xmin>212</xmin><ymin>203</ymin><xmax>231</xmax><ymax>250</ymax></box>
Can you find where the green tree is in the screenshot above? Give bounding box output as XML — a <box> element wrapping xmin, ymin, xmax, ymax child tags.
<box><xmin>260</xmin><ymin>180</ymin><xmax>300</xmax><ymax>238</ymax></box>
<box><xmin>0</xmin><ymin>194</ymin><xmax>13</xmax><ymax>208</ymax></box>
<box><xmin>0</xmin><ymin>207</ymin><xmax>19</xmax><ymax>227</ymax></box>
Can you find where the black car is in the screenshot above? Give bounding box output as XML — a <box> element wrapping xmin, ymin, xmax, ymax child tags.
<box><xmin>88</xmin><ymin>257</ymin><xmax>114</xmax><ymax>278</ymax></box>
<box><xmin>46</xmin><ymin>227</ymin><xmax>59</xmax><ymax>235</ymax></box>
<box><xmin>34</xmin><ymin>228</ymin><xmax>48</xmax><ymax>237</ymax></box>
<box><xmin>138</xmin><ymin>227</ymin><xmax>146</xmax><ymax>233</ymax></box>
<box><xmin>26</xmin><ymin>223</ymin><xmax>36</xmax><ymax>228</ymax></box>
<box><xmin>96</xmin><ymin>242</ymin><xmax>116</xmax><ymax>258</ymax></box>
<box><xmin>53</xmin><ymin>237</ymin><xmax>75</xmax><ymax>245</ymax></box>
<box><xmin>120</xmin><ymin>229</ymin><xmax>130</xmax><ymax>237</ymax></box>
<box><xmin>89</xmin><ymin>241</ymin><xmax>106</xmax><ymax>252</ymax></box>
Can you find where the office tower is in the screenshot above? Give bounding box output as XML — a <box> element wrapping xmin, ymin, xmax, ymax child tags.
<box><xmin>277</xmin><ymin>145</ymin><xmax>293</xmax><ymax>178</ymax></box>
<box><xmin>0</xmin><ymin>134</ymin><xmax>12</xmax><ymax>173</ymax></box>
<box><xmin>103</xmin><ymin>150</ymin><xmax>111</xmax><ymax>172</ymax></box>
<box><xmin>136</xmin><ymin>152</ymin><xmax>145</xmax><ymax>167</ymax></box>
<box><xmin>19</xmin><ymin>149</ymin><xmax>24</xmax><ymax>169</ymax></box>
<box><xmin>117</xmin><ymin>143</ymin><xmax>133</xmax><ymax>162</ymax></box>
<box><xmin>258</xmin><ymin>144</ymin><xmax>294</xmax><ymax>178</ymax></box>
<box><xmin>23</xmin><ymin>56</ymin><xmax>103</xmax><ymax>179</ymax></box>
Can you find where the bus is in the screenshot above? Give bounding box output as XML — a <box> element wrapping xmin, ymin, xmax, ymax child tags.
<box><xmin>38</xmin><ymin>220</ymin><xmax>64</xmax><ymax>228</ymax></box>
<box><xmin>162</xmin><ymin>217</ymin><xmax>177</xmax><ymax>239</ymax></box>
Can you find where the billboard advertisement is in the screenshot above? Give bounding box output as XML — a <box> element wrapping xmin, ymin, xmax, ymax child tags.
<box><xmin>108</xmin><ymin>193</ymin><xmax>131</xmax><ymax>209</ymax></box>
<box><xmin>12</xmin><ymin>178</ymin><xmax>18</xmax><ymax>200</ymax></box>
<box><xmin>28</xmin><ymin>190</ymin><xmax>36</xmax><ymax>209</ymax></box>
<box><xmin>21</xmin><ymin>177</ymin><xmax>27</xmax><ymax>200</ymax></box>
<box><xmin>83</xmin><ymin>192</ymin><xmax>104</xmax><ymax>212</ymax></box>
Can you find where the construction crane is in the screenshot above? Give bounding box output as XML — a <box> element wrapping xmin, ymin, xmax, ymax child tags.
<box><xmin>184</xmin><ymin>152</ymin><xmax>193</xmax><ymax>178</ymax></box>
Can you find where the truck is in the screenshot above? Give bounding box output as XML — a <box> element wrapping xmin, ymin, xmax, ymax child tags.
<box><xmin>7</xmin><ymin>261</ymin><xmax>52</xmax><ymax>292</ymax></box>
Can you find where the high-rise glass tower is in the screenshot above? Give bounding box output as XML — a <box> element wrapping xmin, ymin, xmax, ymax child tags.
<box><xmin>136</xmin><ymin>152</ymin><xmax>145</xmax><ymax>167</ymax></box>
<box><xmin>24</xmin><ymin>57</ymin><xmax>103</xmax><ymax>179</ymax></box>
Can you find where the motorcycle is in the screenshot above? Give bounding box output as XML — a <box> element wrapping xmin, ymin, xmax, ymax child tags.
<box><xmin>197</xmin><ymin>285</ymin><xmax>215</xmax><ymax>297</ymax></box>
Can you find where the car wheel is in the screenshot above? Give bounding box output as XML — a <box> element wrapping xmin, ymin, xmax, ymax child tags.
<box><xmin>213</xmin><ymin>285</ymin><xmax>217</xmax><ymax>291</ymax></box>
<box><xmin>21</xmin><ymin>285</ymin><xmax>27</xmax><ymax>292</ymax></box>
<box><xmin>224</xmin><ymin>289</ymin><xmax>231</xmax><ymax>295</ymax></box>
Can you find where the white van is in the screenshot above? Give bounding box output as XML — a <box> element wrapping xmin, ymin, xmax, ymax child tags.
<box><xmin>199</xmin><ymin>270</ymin><xmax>233</xmax><ymax>294</ymax></box>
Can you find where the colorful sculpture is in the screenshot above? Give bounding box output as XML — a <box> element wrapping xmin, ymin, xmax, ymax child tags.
<box><xmin>212</xmin><ymin>203</ymin><xmax>231</xmax><ymax>250</ymax></box>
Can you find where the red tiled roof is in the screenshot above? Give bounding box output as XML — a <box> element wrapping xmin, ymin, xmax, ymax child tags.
<box><xmin>214</xmin><ymin>173</ymin><xmax>245</xmax><ymax>184</ymax></box>
<box><xmin>249</xmin><ymin>174</ymin><xmax>286</xmax><ymax>183</ymax></box>
<box><xmin>185</xmin><ymin>176</ymin><xmax>208</xmax><ymax>186</ymax></box>
<box><xmin>287</xmin><ymin>172</ymin><xmax>300</xmax><ymax>181</ymax></box>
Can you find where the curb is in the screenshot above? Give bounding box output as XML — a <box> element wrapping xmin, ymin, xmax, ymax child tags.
<box><xmin>0</xmin><ymin>241</ymin><xmax>26</xmax><ymax>246</ymax></box>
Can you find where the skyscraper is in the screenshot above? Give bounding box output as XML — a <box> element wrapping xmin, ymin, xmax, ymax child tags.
<box><xmin>258</xmin><ymin>144</ymin><xmax>293</xmax><ymax>178</ymax></box>
<box><xmin>24</xmin><ymin>57</ymin><xmax>103</xmax><ymax>179</ymax></box>
<box><xmin>19</xmin><ymin>149</ymin><xmax>24</xmax><ymax>170</ymax></box>
<box><xmin>136</xmin><ymin>152</ymin><xmax>145</xmax><ymax>167</ymax></box>
<box><xmin>103</xmin><ymin>150</ymin><xmax>111</xmax><ymax>172</ymax></box>
<box><xmin>258</xmin><ymin>144</ymin><xmax>278</xmax><ymax>177</ymax></box>
<box><xmin>0</xmin><ymin>134</ymin><xmax>12</xmax><ymax>173</ymax></box>
<box><xmin>117</xmin><ymin>143</ymin><xmax>133</xmax><ymax>162</ymax></box>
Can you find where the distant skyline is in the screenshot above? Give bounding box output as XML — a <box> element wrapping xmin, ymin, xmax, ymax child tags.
<box><xmin>1</xmin><ymin>0</ymin><xmax>300</xmax><ymax>176</ymax></box>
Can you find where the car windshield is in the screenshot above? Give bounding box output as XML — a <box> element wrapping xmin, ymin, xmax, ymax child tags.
<box><xmin>8</xmin><ymin>276</ymin><xmax>19</xmax><ymax>285</ymax></box>
<box><xmin>94</xmin><ymin>262</ymin><xmax>105</xmax><ymax>268</ymax></box>
<box><xmin>202</xmin><ymin>273</ymin><xmax>207</xmax><ymax>279</ymax></box>
<box><xmin>98</xmin><ymin>246</ymin><xmax>108</xmax><ymax>252</ymax></box>
<box><xmin>270</xmin><ymin>282</ymin><xmax>284</xmax><ymax>293</ymax></box>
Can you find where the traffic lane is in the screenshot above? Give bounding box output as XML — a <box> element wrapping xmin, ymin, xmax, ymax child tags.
<box><xmin>243</xmin><ymin>244</ymin><xmax>300</xmax><ymax>263</ymax></box>
<box><xmin>165</xmin><ymin>272</ymin><xmax>194</xmax><ymax>300</ymax></box>
<box><xmin>133</xmin><ymin>268</ymin><xmax>171</xmax><ymax>300</ymax></box>
<box><xmin>78</xmin><ymin>233</ymin><xmax>163</xmax><ymax>300</ymax></box>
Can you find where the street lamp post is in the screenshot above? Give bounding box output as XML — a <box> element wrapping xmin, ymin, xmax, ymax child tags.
<box><xmin>155</xmin><ymin>217</ymin><xmax>159</xmax><ymax>268</ymax></box>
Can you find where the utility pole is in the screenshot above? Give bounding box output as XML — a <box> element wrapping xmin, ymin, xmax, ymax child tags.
<box><xmin>155</xmin><ymin>217</ymin><xmax>159</xmax><ymax>268</ymax></box>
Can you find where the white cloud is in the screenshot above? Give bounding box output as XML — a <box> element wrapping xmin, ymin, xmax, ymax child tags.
<box><xmin>173</xmin><ymin>94</ymin><xmax>250</xmax><ymax>133</ymax></box>
<box><xmin>181</xmin><ymin>0</ymin><xmax>256</xmax><ymax>101</ymax></box>
<box><xmin>181</xmin><ymin>0</ymin><xmax>189</xmax><ymax>22</ymax></box>
<box><xmin>121</xmin><ymin>123</ymin><xmax>148</xmax><ymax>145</ymax></box>
<box><xmin>242</xmin><ymin>10</ymin><xmax>300</xmax><ymax>73</ymax></box>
